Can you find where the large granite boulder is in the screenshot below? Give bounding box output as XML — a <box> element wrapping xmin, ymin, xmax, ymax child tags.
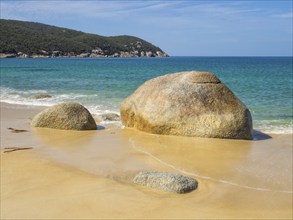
<box><xmin>120</xmin><ymin>71</ymin><xmax>253</xmax><ymax>139</ymax></box>
<box><xmin>31</xmin><ymin>102</ymin><xmax>97</xmax><ymax>130</ymax></box>
<box><xmin>133</xmin><ymin>171</ymin><xmax>198</xmax><ymax>193</ymax></box>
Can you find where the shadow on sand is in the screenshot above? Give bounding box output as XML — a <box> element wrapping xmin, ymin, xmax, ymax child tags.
<box><xmin>252</xmin><ymin>130</ymin><xmax>272</xmax><ymax>141</ymax></box>
<box><xmin>96</xmin><ymin>125</ymin><xmax>106</xmax><ymax>130</ymax></box>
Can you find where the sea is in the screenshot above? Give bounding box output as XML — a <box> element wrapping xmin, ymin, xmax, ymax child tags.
<box><xmin>0</xmin><ymin>57</ymin><xmax>292</xmax><ymax>134</ymax></box>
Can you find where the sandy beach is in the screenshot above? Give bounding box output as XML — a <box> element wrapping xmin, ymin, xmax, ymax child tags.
<box><xmin>1</xmin><ymin>102</ymin><xmax>292</xmax><ymax>219</ymax></box>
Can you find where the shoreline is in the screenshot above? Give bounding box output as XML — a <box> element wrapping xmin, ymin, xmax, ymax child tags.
<box><xmin>0</xmin><ymin>53</ymin><xmax>169</xmax><ymax>59</ymax></box>
<box><xmin>1</xmin><ymin>102</ymin><xmax>292</xmax><ymax>219</ymax></box>
<box><xmin>1</xmin><ymin>101</ymin><xmax>292</xmax><ymax>135</ymax></box>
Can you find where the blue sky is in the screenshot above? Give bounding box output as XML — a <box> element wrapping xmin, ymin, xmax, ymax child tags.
<box><xmin>1</xmin><ymin>0</ymin><xmax>292</xmax><ymax>56</ymax></box>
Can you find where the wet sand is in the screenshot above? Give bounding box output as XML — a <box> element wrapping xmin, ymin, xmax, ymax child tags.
<box><xmin>1</xmin><ymin>102</ymin><xmax>292</xmax><ymax>219</ymax></box>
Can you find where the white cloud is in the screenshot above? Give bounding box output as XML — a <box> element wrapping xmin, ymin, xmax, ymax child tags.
<box><xmin>0</xmin><ymin>1</ymin><xmax>178</xmax><ymax>20</ymax></box>
<box><xmin>273</xmin><ymin>12</ymin><xmax>293</xmax><ymax>18</ymax></box>
<box><xmin>1</xmin><ymin>1</ymin><xmax>291</xmax><ymax>23</ymax></box>
<box><xmin>174</xmin><ymin>2</ymin><xmax>261</xmax><ymax>16</ymax></box>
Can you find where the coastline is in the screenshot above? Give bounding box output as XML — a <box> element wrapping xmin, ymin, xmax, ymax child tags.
<box><xmin>1</xmin><ymin>102</ymin><xmax>292</xmax><ymax>219</ymax></box>
<box><xmin>0</xmin><ymin>54</ymin><xmax>169</xmax><ymax>58</ymax></box>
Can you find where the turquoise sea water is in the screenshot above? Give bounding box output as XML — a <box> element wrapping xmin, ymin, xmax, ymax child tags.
<box><xmin>1</xmin><ymin>57</ymin><xmax>292</xmax><ymax>133</ymax></box>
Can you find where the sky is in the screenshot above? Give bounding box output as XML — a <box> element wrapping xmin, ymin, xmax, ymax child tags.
<box><xmin>1</xmin><ymin>0</ymin><xmax>292</xmax><ymax>56</ymax></box>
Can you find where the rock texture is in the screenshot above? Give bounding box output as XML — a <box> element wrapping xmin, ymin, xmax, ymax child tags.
<box><xmin>31</xmin><ymin>102</ymin><xmax>97</xmax><ymax>130</ymax></box>
<box><xmin>133</xmin><ymin>171</ymin><xmax>198</xmax><ymax>193</ymax></box>
<box><xmin>120</xmin><ymin>71</ymin><xmax>253</xmax><ymax>140</ymax></box>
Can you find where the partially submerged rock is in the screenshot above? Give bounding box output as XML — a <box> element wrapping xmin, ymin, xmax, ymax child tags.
<box><xmin>133</xmin><ymin>171</ymin><xmax>198</xmax><ymax>193</ymax></box>
<box><xmin>31</xmin><ymin>102</ymin><xmax>97</xmax><ymax>130</ymax></box>
<box><xmin>120</xmin><ymin>71</ymin><xmax>253</xmax><ymax>140</ymax></box>
<box><xmin>30</xmin><ymin>94</ymin><xmax>52</xmax><ymax>99</ymax></box>
<box><xmin>93</xmin><ymin>113</ymin><xmax>120</xmax><ymax>122</ymax></box>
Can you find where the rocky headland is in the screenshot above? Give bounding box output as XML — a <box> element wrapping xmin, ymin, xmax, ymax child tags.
<box><xmin>0</xmin><ymin>19</ymin><xmax>168</xmax><ymax>58</ymax></box>
<box><xmin>0</xmin><ymin>48</ymin><xmax>168</xmax><ymax>59</ymax></box>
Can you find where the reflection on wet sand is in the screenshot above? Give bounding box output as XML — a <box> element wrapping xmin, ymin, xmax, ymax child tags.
<box><xmin>32</xmin><ymin>127</ymin><xmax>98</xmax><ymax>149</ymax></box>
<box><xmin>124</xmin><ymin>129</ymin><xmax>292</xmax><ymax>193</ymax></box>
<box><xmin>32</xmin><ymin>126</ymin><xmax>292</xmax><ymax>195</ymax></box>
<box><xmin>32</xmin><ymin>127</ymin><xmax>149</xmax><ymax>178</ymax></box>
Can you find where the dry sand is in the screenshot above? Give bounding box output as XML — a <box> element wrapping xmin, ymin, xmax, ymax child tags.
<box><xmin>1</xmin><ymin>102</ymin><xmax>292</xmax><ymax>219</ymax></box>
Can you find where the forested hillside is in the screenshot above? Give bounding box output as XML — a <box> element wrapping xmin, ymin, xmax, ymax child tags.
<box><xmin>0</xmin><ymin>19</ymin><xmax>168</xmax><ymax>58</ymax></box>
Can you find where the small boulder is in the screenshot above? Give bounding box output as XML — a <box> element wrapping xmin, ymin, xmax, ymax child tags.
<box><xmin>30</xmin><ymin>94</ymin><xmax>52</xmax><ymax>99</ymax></box>
<box><xmin>120</xmin><ymin>71</ymin><xmax>253</xmax><ymax>140</ymax></box>
<box><xmin>93</xmin><ymin>113</ymin><xmax>120</xmax><ymax>122</ymax></box>
<box><xmin>31</xmin><ymin>102</ymin><xmax>97</xmax><ymax>130</ymax></box>
<box><xmin>133</xmin><ymin>171</ymin><xmax>198</xmax><ymax>193</ymax></box>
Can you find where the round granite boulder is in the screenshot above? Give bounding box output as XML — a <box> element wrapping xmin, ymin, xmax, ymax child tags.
<box><xmin>31</xmin><ymin>102</ymin><xmax>97</xmax><ymax>130</ymax></box>
<box><xmin>120</xmin><ymin>71</ymin><xmax>253</xmax><ymax>140</ymax></box>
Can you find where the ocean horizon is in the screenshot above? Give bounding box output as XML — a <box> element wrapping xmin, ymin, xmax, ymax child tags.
<box><xmin>1</xmin><ymin>56</ymin><xmax>292</xmax><ymax>134</ymax></box>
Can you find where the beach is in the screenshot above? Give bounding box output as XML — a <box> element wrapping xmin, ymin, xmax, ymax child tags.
<box><xmin>1</xmin><ymin>102</ymin><xmax>292</xmax><ymax>219</ymax></box>
<box><xmin>1</xmin><ymin>0</ymin><xmax>292</xmax><ymax>217</ymax></box>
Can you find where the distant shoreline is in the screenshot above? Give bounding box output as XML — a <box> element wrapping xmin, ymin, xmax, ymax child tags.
<box><xmin>2</xmin><ymin>54</ymin><xmax>292</xmax><ymax>59</ymax></box>
<box><xmin>0</xmin><ymin>52</ymin><xmax>169</xmax><ymax>59</ymax></box>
